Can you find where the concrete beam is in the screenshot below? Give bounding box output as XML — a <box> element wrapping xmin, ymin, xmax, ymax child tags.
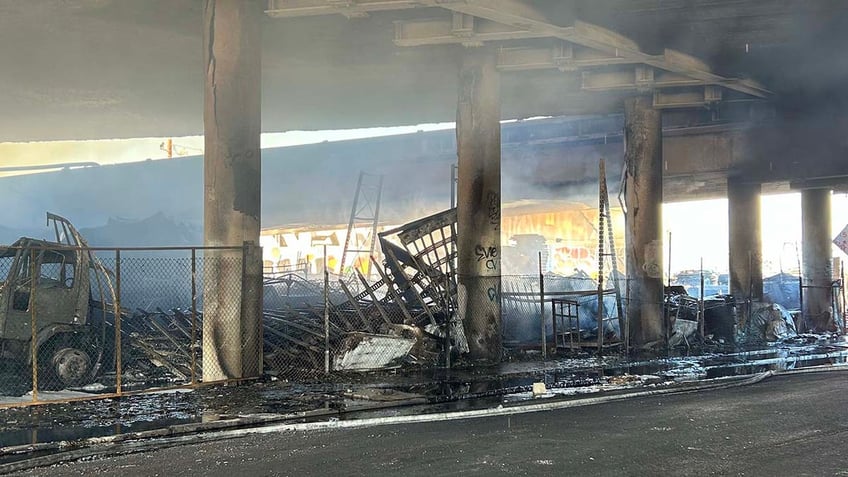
<box><xmin>203</xmin><ymin>0</ymin><xmax>264</xmax><ymax>381</ymax></box>
<box><xmin>581</xmin><ymin>66</ymin><xmax>657</xmax><ymax>92</ymax></box>
<box><xmin>283</xmin><ymin>0</ymin><xmax>770</xmax><ymax>101</ymax></box>
<box><xmin>456</xmin><ymin>47</ymin><xmax>502</xmax><ymax>363</ymax></box>
<box><xmin>424</xmin><ymin>1</ymin><xmax>770</xmax><ymax>98</ymax></box>
<box><xmin>653</xmin><ymin>86</ymin><xmax>722</xmax><ymax>109</ymax></box>
<box><xmin>582</xmin><ymin>68</ymin><xmax>725</xmax><ymax>107</ymax></box>
<box><xmin>266</xmin><ymin>0</ymin><xmax>421</xmax><ymax>18</ymax></box>
<box><xmin>497</xmin><ymin>42</ymin><xmax>641</xmax><ymax>72</ymax></box>
<box><xmin>624</xmin><ymin>95</ymin><xmax>664</xmax><ymax>350</ymax></box>
<box><xmin>802</xmin><ymin>188</ymin><xmax>835</xmax><ymax>331</ymax></box>
<box><xmin>394</xmin><ymin>14</ymin><xmax>546</xmax><ymax>47</ymax></box>
<box><xmin>267</xmin><ymin>0</ymin><xmax>771</xmax><ymax>108</ymax></box>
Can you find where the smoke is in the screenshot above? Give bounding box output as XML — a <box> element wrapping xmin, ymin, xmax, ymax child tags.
<box><xmin>0</xmin><ymin>117</ymin><xmax>620</xmax><ymax>245</ymax></box>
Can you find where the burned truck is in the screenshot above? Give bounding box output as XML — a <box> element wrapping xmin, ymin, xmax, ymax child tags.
<box><xmin>0</xmin><ymin>213</ymin><xmax>113</xmax><ymax>390</ymax></box>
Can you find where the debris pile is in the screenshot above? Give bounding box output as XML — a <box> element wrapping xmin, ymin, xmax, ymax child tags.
<box><xmin>665</xmin><ymin>287</ymin><xmax>699</xmax><ymax>347</ymax></box>
<box><xmin>503</xmin><ymin>271</ymin><xmax>625</xmax><ymax>349</ymax></box>
<box><xmin>120</xmin><ymin>308</ymin><xmax>198</xmax><ymax>384</ymax></box>
<box><xmin>741</xmin><ymin>302</ymin><xmax>798</xmax><ymax>344</ymax></box>
<box><xmin>116</xmin><ymin>210</ymin><xmax>463</xmax><ymax>381</ymax></box>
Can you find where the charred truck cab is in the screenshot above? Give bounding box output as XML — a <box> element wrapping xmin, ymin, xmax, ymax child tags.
<box><xmin>0</xmin><ymin>213</ymin><xmax>109</xmax><ymax>390</ymax></box>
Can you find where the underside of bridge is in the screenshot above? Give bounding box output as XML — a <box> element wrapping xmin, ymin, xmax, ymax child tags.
<box><xmin>4</xmin><ymin>0</ymin><xmax>848</xmax><ymax>369</ymax></box>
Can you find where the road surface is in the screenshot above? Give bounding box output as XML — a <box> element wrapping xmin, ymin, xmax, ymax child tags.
<box><xmin>13</xmin><ymin>370</ymin><xmax>848</xmax><ymax>476</ymax></box>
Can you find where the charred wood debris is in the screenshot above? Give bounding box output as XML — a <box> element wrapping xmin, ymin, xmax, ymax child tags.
<box><xmin>115</xmin><ymin>209</ymin><xmax>803</xmax><ymax>383</ymax></box>
<box><xmin>117</xmin><ymin>209</ymin><xmax>464</xmax><ymax>381</ymax></box>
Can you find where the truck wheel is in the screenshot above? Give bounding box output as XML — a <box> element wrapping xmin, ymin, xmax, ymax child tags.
<box><xmin>38</xmin><ymin>338</ymin><xmax>93</xmax><ymax>390</ymax></box>
<box><xmin>51</xmin><ymin>347</ymin><xmax>92</xmax><ymax>388</ymax></box>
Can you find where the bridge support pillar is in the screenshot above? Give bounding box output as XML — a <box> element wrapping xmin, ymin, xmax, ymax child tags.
<box><xmin>728</xmin><ymin>179</ymin><xmax>763</xmax><ymax>308</ymax></box>
<box><xmin>202</xmin><ymin>0</ymin><xmax>263</xmax><ymax>381</ymax></box>
<box><xmin>624</xmin><ymin>95</ymin><xmax>664</xmax><ymax>350</ymax></box>
<box><xmin>456</xmin><ymin>47</ymin><xmax>502</xmax><ymax>363</ymax></box>
<box><xmin>802</xmin><ymin>188</ymin><xmax>834</xmax><ymax>331</ymax></box>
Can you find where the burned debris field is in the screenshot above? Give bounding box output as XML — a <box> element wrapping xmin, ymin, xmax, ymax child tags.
<box><xmin>2</xmin><ymin>1</ymin><xmax>848</xmax><ymax>475</ymax></box>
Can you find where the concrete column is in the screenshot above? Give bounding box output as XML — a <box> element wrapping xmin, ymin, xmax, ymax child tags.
<box><xmin>727</xmin><ymin>179</ymin><xmax>763</xmax><ymax>301</ymax></box>
<box><xmin>624</xmin><ymin>95</ymin><xmax>664</xmax><ymax>349</ymax></box>
<box><xmin>456</xmin><ymin>48</ymin><xmax>502</xmax><ymax>363</ymax></box>
<box><xmin>802</xmin><ymin>188</ymin><xmax>834</xmax><ymax>331</ymax></box>
<box><xmin>202</xmin><ymin>0</ymin><xmax>263</xmax><ymax>380</ymax></box>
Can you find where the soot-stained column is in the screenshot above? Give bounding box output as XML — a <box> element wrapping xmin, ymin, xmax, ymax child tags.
<box><xmin>202</xmin><ymin>0</ymin><xmax>263</xmax><ymax>380</ymax></box>
<box><xmin>728</xmin><ymin>179</ymin><xmax>764</xmax><ymax>302</ymax></box>
<box><xmin>624</xmin><ymin>95</ymin><xmax>664</xmax><ymax>349</ymax></box>
<box><xmin>802</xmin><ymin>188</ymin><xmax>834</xmax><ymax>331</ymax></box>
<box><xmin>456</xmin><ymin>48</ymin><xmax>502</xmax><ymax>363</ymax></box>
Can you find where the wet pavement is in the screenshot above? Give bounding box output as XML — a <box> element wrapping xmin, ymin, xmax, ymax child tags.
<box><xmin>9</xmin><ymin>369</ymin><xmax>848</xmax><ymax>476</ymax></box>
<box><xmin>1</xmin><ymin>335</ymin><xmax>847</xmax><ymax>458</ymax></box>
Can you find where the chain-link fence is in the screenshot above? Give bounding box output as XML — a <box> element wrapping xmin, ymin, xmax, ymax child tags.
<box><xmin>262</xmin><ymin>255</ymin><xmax>631</xmax><ymax>380</ymax></box>
<box><xmin>0</xmin><ymin>238</ymin><xmax>790</xmax><ymax>409</ymax></box>
<box><xmin>0</xmin><ymin>245</ymin><xmax>252</xmax><ymax>408</ymax></box>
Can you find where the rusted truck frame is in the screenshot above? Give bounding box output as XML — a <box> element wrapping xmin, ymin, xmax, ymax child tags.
<box><xmin>0</xmin><ymin>213</ymin><xmax>113</xmax><ymax>389</ymax></box>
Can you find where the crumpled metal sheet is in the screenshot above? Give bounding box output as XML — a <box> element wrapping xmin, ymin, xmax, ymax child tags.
<box><xmin>333</xmin><ymin>333</ymin><xmax>416</xmax><ymax>371</ymax></box>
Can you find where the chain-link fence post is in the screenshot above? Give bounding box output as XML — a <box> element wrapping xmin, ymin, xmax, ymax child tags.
<box><xmin>30</xmin><ymin>247</ymin><xmax>37</xmax><ymax>403</ymax></box>
<box><xmin>190</xmin><ymin>248</ymin><xmax>198</xmax><ymax>386</ymax></box>
<box><xmin>625</xmin><ymin>276</ymin><xmax>631</xmax><ymax>356</ymax></box>
<box><xmin>324</xmin><ymin>245</ymin><xmax>330</xmax><ymax>375</ymax></box>
<box><xmin>115</xmin><ymin>249</ymin><xmax>123</xmax><ymax>396</ymax></box>
<box><xmin>444</xmin><ymin>271</ymin><xmax>452</xmax><ymax>369</ymax></box>
<box><xmin>539</xmin><ymin>252</ymin><xmax>546</xmax><ymax>361</ymax></box>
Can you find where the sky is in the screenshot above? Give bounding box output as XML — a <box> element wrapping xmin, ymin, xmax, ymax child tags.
<box><xmin>663</xmin><ymin>194</ymin><xmax>848</xmax><ymax>276</ymax></box>
<box><xmin>2</xmin><ymin>123</ymin><xmax>846</xmax><ymax>276</ymax></box>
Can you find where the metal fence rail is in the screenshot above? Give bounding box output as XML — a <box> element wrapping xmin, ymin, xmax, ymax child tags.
<box><xmin>0</xmin><ymin>246</ymin><xmax>250</xmax><ymax>408</ymax></box>
<box><xmin>0</xmin><ymin>236</ymin><xmax>684</xmax><ymax>409</ymax></box>
<box><xmin>0</xmin><ymin>236</ymin><xmax>636</xmax><ymax>409</ymax></box>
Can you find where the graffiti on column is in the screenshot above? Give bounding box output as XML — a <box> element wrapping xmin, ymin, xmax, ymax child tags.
<box><xmin>475</xmin><ymin>244</ymin><xmax>499</xmax><ymax>271</ymax></box>
<box><xmin>487</xmin><ymin>191</ymin><xmax>500</xmax><ymax>231</ymax></box>
<box><xmin>487</xmin><ymin>284</ymin><xmax>501</xmax><ymax>302</ymax></box>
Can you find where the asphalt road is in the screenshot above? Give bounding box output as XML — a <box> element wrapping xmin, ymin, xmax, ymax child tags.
<box><xmin>13</xmin><ymin>370</ymin><xmax>848</xmax><ymax>476</ymax></box>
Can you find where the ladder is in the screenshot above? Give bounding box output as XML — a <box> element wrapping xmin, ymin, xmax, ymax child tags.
<box><xmin>597</xmin><ymin>158</ymin><xmax>625</xmax><ymax>353</ymax></box>
<box><xmin>340</xmin><ymin>172</ymin><xmax>383</xmax><ymax>279</ymax></box>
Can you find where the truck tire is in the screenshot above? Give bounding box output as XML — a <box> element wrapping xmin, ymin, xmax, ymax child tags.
<box><xmin>51</xmin><ymin>347</ymin><xmax>92</xmax><ymax>387</ymax></box>
<box><xmin>38</xmin><ymin>335</ymin><xmax>94</xmax><ymax>390</ymax></box>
